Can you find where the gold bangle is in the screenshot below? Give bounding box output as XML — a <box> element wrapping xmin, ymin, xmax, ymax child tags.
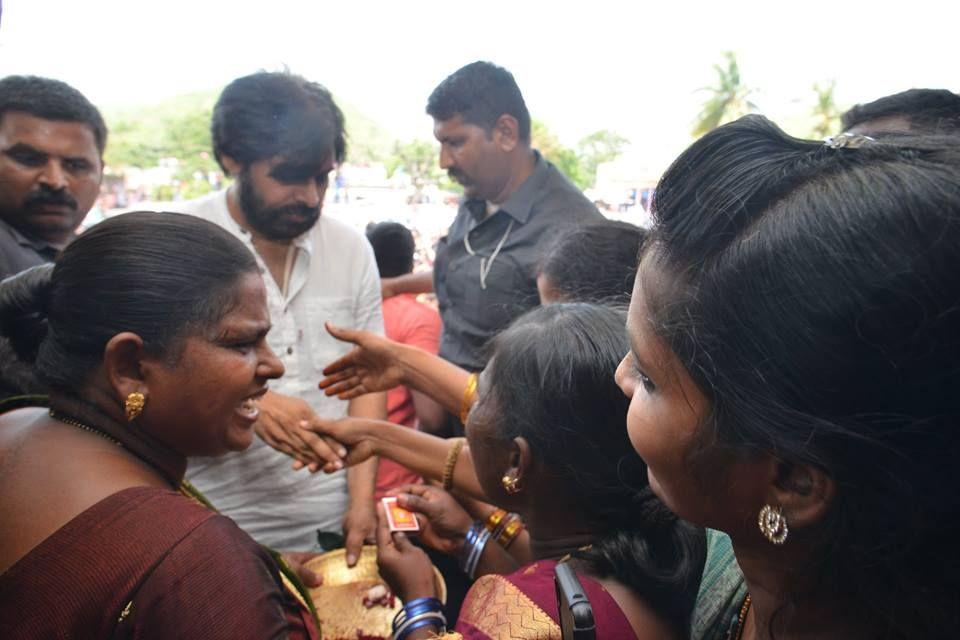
<box><xmin>459</xmin><ymin>373</ymin><xmax>478</xmax><ymax>424</ymax></box>
<box><xmin>497</xmin><ymin>516</ymin><xmax>524</xmax><ymax>549</ymax></box>
<box><xmin>485</xmin><ymin>509</ymin><xmax>508</xmax><ymax>533</ymax></box>
<box><xmin>442</xmin><ymin>438</ymin><xmax>466</xmax><ymax>491</ymax></box>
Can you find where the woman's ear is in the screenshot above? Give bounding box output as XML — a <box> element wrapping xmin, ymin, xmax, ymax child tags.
<box><xmin>768</xmin><ymin>460</ymin><xmax>835</xmax><ymax>530</ymax></box>
<box><xmin>513</xmin><ymin>436</ymin><xmax>532</xmax><ymax>480</ymax></box>
<box><xmin>499</xmin><ymin>436</ymin><xmax>532</xmax><ymax>497</ymax></box>
<box><xmin>102</xmin><ymin>332</ymin><xmax>148</xmax><ymax>401</ymax></box>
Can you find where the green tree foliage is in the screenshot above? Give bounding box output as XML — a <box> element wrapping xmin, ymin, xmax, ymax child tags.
<box><xmin>386</xmin><ymin>139</ymin><xmax>441</xmax><ymax>199</ymax></box>
<box><xmin>532</xmin><ymin>121</ymin><xmax>628</xmax><ymax>189</ymax></box>
<box><xmin>339</xmin><ymin>100</ymin><xmax>395</xmax><ymax>163</ymax></box>
<box><xmin>532</xmin><ymin>120</ymin><xmax>587</xmax><ymax>188</ymax></box>
<box><xmin>810</xmin><ymin>80</ymin><xmax>842</xmax><ymax>139</ymax></box>
<box><xmin>692</xmin><ymin>51</ymin><xmax>757</xmax><ymax>138</ymax></box>
<box><xmin>577</xmin><ymin>129</ymin><xmax>629</xmax><ymax>186</ymax></box>
<box><xmin>104</xmin><ymin>91</ymin><xmax>392</xmax><ymax>173</ymax></box>
<box><xmin>103</xmin><ymin>92</ymin><xmax>218</xmax><ymax>175</ymax></box>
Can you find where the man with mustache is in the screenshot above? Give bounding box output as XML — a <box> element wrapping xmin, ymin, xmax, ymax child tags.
<box><xmin>0</xmin><ymin>75</ymin><xmax>105</xmax><ymax>279</ymax></box>
<box><xmin>384</xmin><ymin>61</ymin><xmax>601</xmax><ymax>379</ymax></box>
<box><xmin>177</xmin><ymin>72</ymin><xmax>385</xmax><ymax>570</ymax></box>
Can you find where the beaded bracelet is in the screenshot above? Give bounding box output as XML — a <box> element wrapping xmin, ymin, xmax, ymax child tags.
<box><xmin>441</xmin><ymin>438</ymin><xmax>465</xmax><ymax>491</ymax></box>
<box><xmin>459</xmin><ymin>373</ymin><xmax>478</xmax><ymax>424</ymax></box>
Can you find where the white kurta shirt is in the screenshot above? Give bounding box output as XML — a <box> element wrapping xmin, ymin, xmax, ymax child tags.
<box><xmin>178</xmin><ymin>190</ymin><xmax>384</xmax><ymax>550</ymax></box>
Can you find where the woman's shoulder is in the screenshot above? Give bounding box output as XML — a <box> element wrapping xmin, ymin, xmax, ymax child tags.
<box><xmin>691</xmin><ymin>529</ymin><xmax>747</xmax><ymax>640</ymax></box>
<box><xmin>457</xmin><ymin>560</ymin><xmax>642</xmax><ymax>639</ymax></box>
<box><xmin>124</xmin><ymin>508</ymin><xmax>314</xmax><ymax>639</ymax></box>
<box><xmin>457</xmin><ymin>566</ymin><xmax>561</xmax><ymax>639</ymax></box>
<box><xmin>0</xmin><ymin>488</ymin><xmax>221</xmax><ymax>638</ymax></box>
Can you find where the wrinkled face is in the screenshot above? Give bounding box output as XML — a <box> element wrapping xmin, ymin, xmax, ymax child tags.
<box><xmin>237</xmin><ymin>154</ymin><xmax>334</xmax><ymax>241</ymax></box>
<box><xmin>433</xmin><ymin>115</ymin><xmax>505</xmax><ymax>201</ymax></box>
<box><xmin>615</xmin><ymin>264</ymin><xmax>769</xmax><ymax>531</ymax></box>
<box><xmin>0</xmin><ymin>112</ymin><xmax>102</xmax><ymax>244</ymax></box>
<box><xmin>142</xmin><ymin>273</ymin><xmax>285</xmax><ymax>457</ymax></box>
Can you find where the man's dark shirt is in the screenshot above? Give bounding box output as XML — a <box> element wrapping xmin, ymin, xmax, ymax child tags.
<box><xmin>0</xmin><ymin>218</ymin><xmax>60</xmax><ymax>280</ymax></box>
<box><xmin>434</xmin><ymin>151</ymin><xmax>602</xmax><ymax>370</ymax></box>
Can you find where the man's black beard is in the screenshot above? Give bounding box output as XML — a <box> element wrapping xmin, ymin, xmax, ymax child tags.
<box><xmin>237</xmin><ymin>172</ymin><xmax>320</xmax><ymax>241</ymax></box>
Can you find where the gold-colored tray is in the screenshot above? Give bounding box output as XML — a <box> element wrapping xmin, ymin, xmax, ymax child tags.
<box><xmin>304</xmin><ymin>545</ymin><xmax>446</xmax><ymax>640</ymax></box>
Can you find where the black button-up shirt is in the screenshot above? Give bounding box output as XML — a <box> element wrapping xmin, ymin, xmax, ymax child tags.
<box><xmin>434</xmin><ymin>152</ymin><xmax>602</xmax><ymax>370</ymax></box>
<box><xmin>0</xmin><ymin>218</ymin><xmax>61</xmax><ymax>280</ymax></box>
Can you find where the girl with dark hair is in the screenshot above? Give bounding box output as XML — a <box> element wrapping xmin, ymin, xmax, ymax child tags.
<box><xmin>0</xmin><ymin>212</ymin><xmax>331</xmax><ymax>638</ymax></box>
<box><xmin>536</xmin><ymin>220</ymin><xmax>645</xmax><ymax>305</ymax></box>
<box><xmin>308</xmin><ymin>304</ymin><xmax>706</xmax><ymax>640</ymax></box>
<box><xmin>617</xmin><ymin>116</ymin><xmax>960</xmax><ymax>639</ymax></box>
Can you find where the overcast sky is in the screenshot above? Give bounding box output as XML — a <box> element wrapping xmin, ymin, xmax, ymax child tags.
<box><xmin>2</xmin><ymin>0</ymin><xmax>957</xmax><ymax>169</ymax></box>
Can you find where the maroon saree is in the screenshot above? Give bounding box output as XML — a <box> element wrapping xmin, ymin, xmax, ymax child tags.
<box><xmin>455</xmin><ymin>559</ymin><xmax>635</xmax><ymax>639</ymax></box>
<box><xmin>0</xmin><ymin>486</ymin><xmax>317</xmax><ymax>639</ymax></box>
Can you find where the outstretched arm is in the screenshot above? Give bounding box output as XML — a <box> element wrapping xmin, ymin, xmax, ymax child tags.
<box><xmin>381</xmin><ymin>270</ymin><xmax>434</xmax><ymax>299</ymax></box>
<box><xmin>307</xmin><ymin>417</ymin><xmax>486</xmax><ymax>502</ymax></box>
<box><xmin>320</xmin><ymin>323</ymin><xmax>471</xmax><ymax>416</ymax></box>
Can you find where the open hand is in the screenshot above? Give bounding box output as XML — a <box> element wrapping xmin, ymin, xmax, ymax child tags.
<box><xmin>319</xmin><ymin>323</ymin><xmax>406</xmax><ymax>399</ymax></box>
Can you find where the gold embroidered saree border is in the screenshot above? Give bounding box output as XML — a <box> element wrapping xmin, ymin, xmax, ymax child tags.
<box><xmin>457</xmin><ymin>574</ymin><xmax>561</xmax><ymax>640</ymax></box>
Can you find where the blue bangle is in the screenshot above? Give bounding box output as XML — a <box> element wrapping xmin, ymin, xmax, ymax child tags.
<box><xmin>397</xmin><ymin>617</ymin><xmax>443</xmax><ymax>640</ymax></box>
<box><xmin>460</xmin><ymin>521</ymin><xmax>484</xmax><ymax>568</ymax></box>
<box><xmin>403</xmin><ymin>597</ymin><xmax>442</xmax><ymax>612</ymax></box>
<box><xmin>392</xmin><ymin>597</ymin><xmax>444</xmax><ymax>632</ymax></box>
<box><xmin>393</xmin><ymin>611</ymin><xmax>446</xmax><ymax>640</ymax></box>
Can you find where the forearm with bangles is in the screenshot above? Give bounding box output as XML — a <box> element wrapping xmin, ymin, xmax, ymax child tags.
<box><xmin>354</xmin><ymin>419</ymin><xmax>487</xmax><ymax>501</ymax></box>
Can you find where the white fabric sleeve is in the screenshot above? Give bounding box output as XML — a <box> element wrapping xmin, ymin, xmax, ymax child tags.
<box><xmin>355</xmin><ymin>237</ymin><xmax>385</xmax><ymax>336</ymax></box>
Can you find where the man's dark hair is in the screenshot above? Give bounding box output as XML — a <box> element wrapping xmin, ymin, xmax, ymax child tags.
<box><xmin>841</xmin><ymin>88</ymin><xmax>960</xmax><ymax>133</ymax></box>
<box><xmin>426</xmin><ymin>61</ymin><xmax>531</xmax><ymax>143</ymax></box>
<box><xmin>0</xmin><ymin>75</ymin><xmax>107</xmax><ymax>155</ymax></box>
<box><xmin>211</xmin><ymin>71</ymin><xmax>346</xmax><ymax>172</ymax></box>
<box><xmin>366</xmin><ymin>221</ymin><xmax>415</xmax><ymax>278</ymax></box>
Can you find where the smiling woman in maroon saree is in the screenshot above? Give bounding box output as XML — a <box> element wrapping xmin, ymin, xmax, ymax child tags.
<box><xmin>0</xmin><ymin>214</ymin><xmax>325</xmax><ymax>639</ymax></box>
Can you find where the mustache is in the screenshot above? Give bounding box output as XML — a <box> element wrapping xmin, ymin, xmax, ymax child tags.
<box><xmin>447</xmin><ymin>169</ymin><xmax>469</xmax><ymax>184</ymax></box>
<box><xmin>24</xmin><ymin>187</ymin><xmax>78</xmax><ymax>211</ymax></box>
<box><xmin>273</xmin><ymin>203</ymin><xmax>320</xmax><ymax>219</ymax></box>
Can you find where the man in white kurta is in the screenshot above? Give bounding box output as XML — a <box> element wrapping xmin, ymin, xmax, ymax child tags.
<box><xmin>177</xmin><ymin>72</ymin><xmax>384</xmax><ymax>564</ymax></box>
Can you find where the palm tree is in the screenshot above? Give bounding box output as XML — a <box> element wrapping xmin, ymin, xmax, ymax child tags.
<box><xmin>810</xmin><ymin>80</ymin><xmax>842</xmax><ymax>139</ymax></box>
<box><xmin>692</xmin><ymin>51</ymin><xmax>758</xmax><ymax>138</ymax></box>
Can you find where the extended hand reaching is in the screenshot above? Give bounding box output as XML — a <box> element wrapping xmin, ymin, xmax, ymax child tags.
<box><xmin>292</xmin><ymin>416</ymin><xmax>381</xmax><ymax>473</ymax></box>
<box><xmin>319</xmin><ymin>323</ymin><xmax>406</xmax><ymax>399</ymax></box>
<box><xmin>255</xmin><ymin>391</ymin><xmax>347</xmax><ymax>472</ymax></box>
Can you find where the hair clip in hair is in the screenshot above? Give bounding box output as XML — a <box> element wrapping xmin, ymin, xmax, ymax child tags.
<box><xmin>824</xmin><ymin>132</ymin><xmax>876</xmax><ymax>149</ymax></box>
